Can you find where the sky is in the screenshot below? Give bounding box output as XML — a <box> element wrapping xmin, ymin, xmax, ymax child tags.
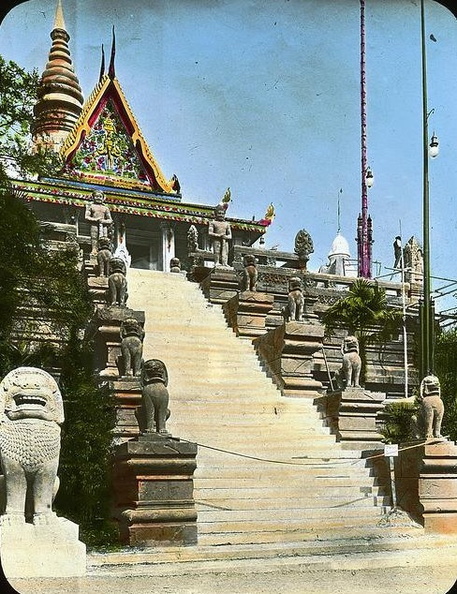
<box><xmin>1</xmin><ymin>0</ymin><xmax>457</xmax><ymax>313</ymax></box>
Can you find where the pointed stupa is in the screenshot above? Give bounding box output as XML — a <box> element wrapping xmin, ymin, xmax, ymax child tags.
<box><xmin>324</xmin><ymin>232</ymin><xmax>357</xmax><ymax>278</ymax></box>
<box><xmin>32</xmin><ymin>0</ymin><xmax>84</xmax><ymax>152</ymax></box>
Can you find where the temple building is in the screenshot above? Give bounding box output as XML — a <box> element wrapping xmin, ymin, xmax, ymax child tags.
<box><xmin>14</xmin><ymin>0</ymin><xmax>272</xmax><ymax>271</ymax></box>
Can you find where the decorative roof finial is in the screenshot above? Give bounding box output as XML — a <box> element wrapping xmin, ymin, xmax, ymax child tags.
<box><xmin>99</xmin><ymin>44</ymin><xmax>106</xmax><ymax>82</ymax></box>
<box><xmin>108</xmin><ymin>26</ymin><xmax>116</xmax><ymax>79</ymax></box>
<box><xmin>54</xmin><ymin>0</ymin><xmax>66</xmax><ymax>31</ymax></box>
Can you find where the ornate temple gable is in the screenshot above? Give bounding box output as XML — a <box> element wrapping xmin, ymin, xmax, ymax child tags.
<box><xmin>60</xmin><ymin>74</ymin><xmax>176</xmax><ymax>195</ymax></box>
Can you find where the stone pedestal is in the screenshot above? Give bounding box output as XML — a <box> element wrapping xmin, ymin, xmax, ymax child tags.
<box><xmin>0</xmin><ymin>518</ymin><xmax>86</xmax><ymax>578</ymax></box>
<box><xmin>200</xmin><ymin>268</ymin><xmax>239</xmax><ymax>305</ymax></box>
<box><xmin>113</xmin><ymin>433</ymin><xmax>198</xmax><ymax>546</ymax></box>
<box><xmin>84</xmin><ymin>255</ymin><xmax>109</xmax><ymax>305</ymax></box>
<box><xmin>314</xmin><ymin>387</ymin><xmax>385</xmax><ymax>448</ymax></box>
<box><xmin>223</xmin><ymin>291</ymin><xmax>274</xmax><ymax>339</ymax></box>
<box><xmin>419</xmin><ymin>440</ymin><xmax>457</xmax><ymax>533</ymax></box>
<box><xmin>92</xmin><ymin>307</ymin><xmax>145</xmax><ymax>377</ymax></box>
<box><xmin>253</xmin><ymin>321</ymin><xmax>324</xmax><ymax>396</ymax></box>
<box><xmin>367</xmin><ymin>439</ymin><xmax>457</xmax><ymax>533</ymax></box>
<box><xmin>109</xmin><ymin>378</ymin><xmax>142</xmax><ymax>443</ymax></box>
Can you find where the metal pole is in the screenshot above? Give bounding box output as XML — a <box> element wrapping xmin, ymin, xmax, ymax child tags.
<box><xmin>388</xmin><ymin>456</ymin><xmax>397</xmax><ymax>511</ymax></box>
<box><xmin>420</xmin><ymin>0</ymin><xmax>433</xmax><ymax>376</ymax></box>
<box><xmin>400</xmin><ymin>235</ymin><xmax>409</xmax><ymax>399</ymax></box>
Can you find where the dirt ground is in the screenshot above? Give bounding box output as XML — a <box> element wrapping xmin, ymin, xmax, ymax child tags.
<box><xmin>5</xmin><ymin>557</ymin><xmax>457</xmax><ymax>594</ymax></box>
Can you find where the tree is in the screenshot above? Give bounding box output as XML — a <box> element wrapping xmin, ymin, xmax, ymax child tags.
<box><xmin>0</xmin><ymin>55</ymin><xmax>60</xmax><ymax>183</ymax></box>
<box><xmin>434</xmin><ymin>328</ymin><xmax>457</xmax><ymax>441</ymax></box>
<box><xmin>321</xmin><ymin>278</ymin><xmax>403</xmax><ymax>381</ymax></box>
<box><xmin>0</xmin><ymin>56</ymin><xmax>117</xmax><ymax>546</ymax></box>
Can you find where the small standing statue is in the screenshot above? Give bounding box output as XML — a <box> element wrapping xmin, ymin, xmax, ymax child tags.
<box><xmin>141</xmin><ymin>359</ymin><xmax>171</xmax><ymax>435</ymax></box>
<box><xmin>120</xmin><ymin>318</ymin><xmax>144</xmax><ymax>377</ymax></box>
<box><xmin>403</xmin><ymin>236</ymin><xmax>424</xmax><ymax>286</ymax></box>
<box><xmin>187</xmin><ymin>225</ymin><xmax>199</xmax><ymax>255</ymax></box>
<box><xmin>97</xmin><ymin>236</ymin><xmax>112</xmax><ymax>277</ymax></box>
<box><xmin>208</xmin><ymin>204</ymin><xmax>232</xmax><ymax>267</ymax></box>
<box><xmin>108</xmin><ymin>257</ymin><xmax>128</xmax><ymax>306</ymax></box>
<box><xmin>241</xmin><ymin>254</ymin><xmax>258</xmax><ymax>292</ymax></box>
<box><xmin>85</xmin><ymin>190</ymin><xmax>113</xmax><ymax>255</ymax></box>
<box><xmin>341</xmin><ymin>335</ymin><xmax>362</xmax><ymax>388</ymax></box>
<box><xmin>283</xmin><ymin>276</ymin><xmax>305</xmax><ymax>321</ymax></box>
<box><xmin>419</xmin><ymin>374</ymin><xmax>444</xmax><ymax>439</ymax></box>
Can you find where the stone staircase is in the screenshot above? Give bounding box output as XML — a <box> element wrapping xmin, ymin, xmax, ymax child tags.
<box><xmin>126</xmin><ymin>269</ymin><xmax>422</xmax><ymax>549</ymax></box>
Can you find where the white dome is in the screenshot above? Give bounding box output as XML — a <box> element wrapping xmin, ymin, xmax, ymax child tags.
<box><xmin>328</xmin><ymin>233</ymin><xmax>350</xmax><ymax>258</ymax></box>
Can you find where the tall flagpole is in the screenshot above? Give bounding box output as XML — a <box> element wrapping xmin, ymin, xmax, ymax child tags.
<box><xmin>357</xmin><ymin>0</ymin><xmax>372</xmax><ymax>278</ymax></box>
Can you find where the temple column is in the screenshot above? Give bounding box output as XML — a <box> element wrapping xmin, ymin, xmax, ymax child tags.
<box><xmin>160</xmin><ymin>222</ymin><xmax>175</xmax><ymax>272</ymax></box>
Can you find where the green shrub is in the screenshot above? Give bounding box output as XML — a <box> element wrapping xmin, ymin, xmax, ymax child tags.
<box><xmin>380</xmin><ymin>400</ymin><xmax>419</xmax><ymax>444</ymax></box>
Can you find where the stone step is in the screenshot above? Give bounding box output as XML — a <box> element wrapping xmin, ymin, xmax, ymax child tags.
<box><xmin>197</xmin><ymin>524</ymin><xmax>422</xmax><ymax>546</ymax></box>
<box><xmin>197</xmin><ymin>511</ymin><xmax>388</xmax><ymax>535</ymax></box>
<box><xmin>196</xmin><ymin>495</ymin><xmax>387</xmax><ymax>512</ymax></box>
<box><xmin>158</xmin><ymin>375</ymin><xmax>282</xmax><ymax>389</ymax></box>
<box><xmin>166</xmin><ymin>401</ymin><xmax>317</xmax><ymax>414</ymax></box>
<box><xmin>194</xmin><ymin>482</ymin><xmax>383</xmax><ymax>501</ymax></box>
<box><xmin>192</xmin><ymin>455</ymin><xmax>374</xmax><ymax>480</ymax></box>
<box><xmin>89</xmin><ymin>532</ymin><xmax>453</xmax><ymax>572</ymax></box>
<box><xmin>193</xmin><ymin>465</ymin><xmax>376</xmax><ymax>480</ymax></box>
<box><xmin>124</xmin><ymin>269</ymin><xmax>387</xmax><ymax>547</ymax></box>
<box><xmin>167</xmin><ymin>433</ymin><xmax>337</xmax><ymax>448</ymax></box>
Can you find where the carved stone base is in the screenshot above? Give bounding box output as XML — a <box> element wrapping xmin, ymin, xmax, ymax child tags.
<box><xmin>254</xmin><ymin>321</ymin><xmax>324</xmax><ymax>396</ymax></box>
<box><xmin>92</xmin><ymin>307</ymin><xmax>145</xmax><ymax>378</ymax></box>
<box><xmin>113</xmin><ymin>433</ymin><xmax>198</xmax><ymax>546</ymax></box>
<box><xmin>223</xmin><ymin>291</ymin><xmax>275</xmax><ymax>338</ymax></box>
<box><xmin>200</xmin><ymin>268</ymin><xmax>239</xmax><ymax>304</ymax></box>
<box><xmin>109</xmin><ymin>378</ymin><xmax>142</xmax><ymax>444</ymax></box>
<box><xmin>367</xmin><ymin>439</ymin><xmax>457</xmax><ymax>533</ymax></box>
<box><xmin>0</xmin><ymin>518</ymin><xmax>86</xmax><ymax>578</ymax></box>
<box><xmin>314</xmin><ymin>387</ymin><xmax>385</xmax><ymax>448</ymax></box>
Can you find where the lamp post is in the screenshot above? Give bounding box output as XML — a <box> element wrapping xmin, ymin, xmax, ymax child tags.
<box><xmin>420</xmin><ymin>0</ymin><xmax>438</xmax><ymax>378</ymax></box>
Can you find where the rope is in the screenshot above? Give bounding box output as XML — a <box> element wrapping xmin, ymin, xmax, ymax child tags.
<box><xmin>178</xmin><ymin>436</ymin><xmax>446</xmax><ymax>468</ymax></box>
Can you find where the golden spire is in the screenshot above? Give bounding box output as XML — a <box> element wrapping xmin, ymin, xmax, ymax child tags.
<box><xmin>54</xmin><ymin>0</ymin><xmax>66</xmax><ymax>31</ymax></box>
<box><xmin>32</xmin><ymin>0</ymin><xmax>84</xmax><ymax>153</ymax></box>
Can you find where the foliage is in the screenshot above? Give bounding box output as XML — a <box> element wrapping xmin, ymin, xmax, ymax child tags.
<box><xmin>434</xmin><ymin>328</ymin><xmax>457</xmax><ymax>441</ymax></box>
<box><xmin>321</xmin><ymin>278</ymin><xmax>403</xmax><ymax>379</ymax></box>
<box><xmin>322</xmin><ymin>279</ymin><xmax>402</xmax><ymax>342</ymax></box>
<box><xmin>380</xmin><ymin>327</ymin><xmax>457</xmax><ymax>444</ymax></box>
<box><xmin>0</xmin><ymin>189</ymin><xmax>41</xmax><ymax>343</ymax></box>
<box><xmin>0</xmin><ymin>192</ymin><xmax>92</xmax><ymax>373</ymax></box>
<box><xmin>0</xmin><ymin>55</ymin><xmax>61</xmax><ymax>182</ymax></box>
<box><xmin>0</xmin><ymin>57</ymin><xmax>117</xmax><ymax>546</ymax></box>
<box><xmin>0</xmin><ymin>191</ymin><xmax>117</xmax><ymax>546</ymax></box>
<box><xmin>379</xmin><ymin>400</ymin><xmax>419</xmax><ymax>444</ymax></box>
<box><xmin>56</xmin><ymin>337</ymin><xmax>118</xmax><ymax>547</ymax></box>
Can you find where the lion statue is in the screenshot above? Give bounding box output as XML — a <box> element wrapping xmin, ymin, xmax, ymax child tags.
<box><xmin>241</xmin><ymin>254</ymin><xmax>258</xmax><ymax>292</ymax></box>
<box><xmin>119</xmin><ymin>317</ymin><xmax>144</xmax><ymax>377</ymax></box>
<box><xmin>96</xmin><ymin>236</ymin><xmax>112</xmax><ymax>277</ymax></box>
<box><xmin>141</xmin><ymin>359</ymin><xmax>171</xmax><ymax>435</ymax></box>
<box><xmin>419</xmin><ymin>374</ymin><xmax>444</xmax><ymax>439</ymax></box>
<box><xmin>0</xmin><ymin>367</ymin><xmax>64</xmax><ymax>525</ymax></box>
<box><xmin>341</xmin><ymin>335</ymin><xmax>362</xmax><ymax>388</ymax></box>
<box><xmin>108</xmin><ymin>257</ymin><xmax>128</xmax><ymax>307</ymax></box>
<box><xmin>282</xmin><ymin>276</ymin><xmax>304</xmax><ymax>322</ymax></box>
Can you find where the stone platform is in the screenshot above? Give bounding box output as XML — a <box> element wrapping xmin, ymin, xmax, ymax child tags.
<box><xmin>0</xmin><ymin>517</ymin><xmax>86</xmax><ymax>578</ymax></box>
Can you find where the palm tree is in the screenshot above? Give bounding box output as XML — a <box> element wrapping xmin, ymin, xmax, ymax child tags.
<box><xmin>321</xmin><ymin>278</ymin><xmax>403</xmax><ymax>383</ymax></box>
